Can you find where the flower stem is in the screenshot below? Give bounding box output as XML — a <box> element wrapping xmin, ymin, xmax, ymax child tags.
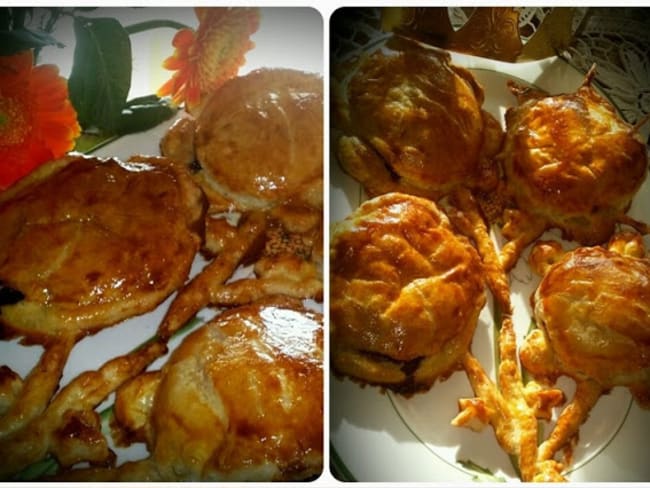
<box><xmin>124</xmin><ymin>19</ymin><xmax>189</xmax><ymax>35</ymax></box>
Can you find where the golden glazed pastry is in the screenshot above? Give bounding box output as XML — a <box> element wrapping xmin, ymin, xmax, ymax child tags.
<box><xmin>497</xmin><ymin>68</ymin><xmax>648</xmax><ymax>270</ymax></box>
<box><xmin>330</xmin><ymin>192</ymin><xmax>486</xmax><ymax>393</ymax></box>
<box><xmin>51</xmin><ymin>297</ymin><xmax>323</xmax><ymax>481</ymax></box>
<box><xmin>0</xmin><ymin>154</ymin><xmax>204</xmax><ymax>477</ymax></box>
<box><xmin>0</xmin><ymin>154</ymin><xmax>204</xmax><ymax>341</ymax></box>
<box><xmin>333</xmin><ymin>35</ymin><xmax>503</xmax><ymax>200</ymax></box>
<box><xmin>159</xmin><ymin>68</ymin><xmax>324</xmax><ymax>307</ymax></box>
<box><xmin>519</xmin><ymin>233</ymin><xmax>650</xmax><ymax>467</ymax></box>
<box><xmin>523</xmin><ymin>236</ymin><xmax>650</xmax><ymax>399</ymax></box>
<box><xmin>162</xmin><ymin>68</ymin><xmax>323</xmax><ymax>213</ymax></box>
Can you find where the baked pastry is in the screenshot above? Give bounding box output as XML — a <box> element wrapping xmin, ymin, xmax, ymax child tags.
<box><xmin>0</xmin><ymin>154</ymin><xmax>204</xmax><ymax>341</ymax></box>
<box><xmin>520</xmin><ymin>233</ymin><xmax>650</xmax><ymax>465</ymax></box>
<box><xmin>162</xmin><ymin>67</ymin><xmax>323</xmax><ymax>213</ymax></box>
<box><xmin>0</xmin><ymin>153</ymin><xmax>204</xmax><ymax>476</ymax></box>
<box><xmin>524</xmin><ymin>234</ymin><xmax>650</xmax><ymax>399</ymax></box>
<box><xmin>52</xmin><ymin>296</ymin><xmax>323</xmax><ymax>481</ymax></box>
<box><xmin>333</xmin><ymin>35</ymin><xmax>503</xmax><ymax>200</ymax></box>
<box><xmin>496</xmin><ymin>67</ymin><xmax>648</xmax><ymax>270</ymax></box>
<box><xmin>159</xmin><ymin>68</ymin><xmax>324</xmax><ymax>309</ymax></box>
<box><xmin>330</xmin><ymin>192</ymin><xmax>486</xmax><ymax>393</ymax></box>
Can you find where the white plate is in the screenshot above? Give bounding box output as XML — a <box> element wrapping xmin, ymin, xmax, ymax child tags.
<box><xmin>330</xmin><ymin>38</ymin><xmax>650</xmax><ymax>482</ymax></box>
<box><xmin>0</xmin><ymin>6</ymin><xmax>324</xmax><ymax>479</ymax></box>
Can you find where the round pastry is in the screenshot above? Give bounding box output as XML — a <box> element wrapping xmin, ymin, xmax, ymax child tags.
<box><xmin>39</xmin><ymin>297</ymin><xmax>322</xmax><ymax>481</ymax></box>
<box><xmin>519</xmin><ymin>235</ymin><xmax>650</xmax><ymax>465</ymax></box>
<box><xmin>330</xmin><ymin>192</ymin><xmax>486</xmax><ymax>394</ymax></box>
<box><xmin>109</xmin><ymin>296</ymin><xmax>322</xmax><ymax>481</ymax></box>
<box><xmin>524</xmin><ymin>243</ymin><xmax>650</xmax><ymax>395</ymax></box>
<box><xmin>0</xmin><ymin>154</ymin><xmax>204</xmax><ymax>341</ymax></box>
<box><xmin>334</xmin><ymin>35</ymin><xmax>502</xmax><ymax>199</ymax></box>
<box><xmin>193</xmin><ymin>68</ymin><xmax>323</xmax><ymax>211</ymax></box>
<box><xmin>499</xmin><ymin>72</ymin><xmax>648</xmax><ymax>246</ymax></box>
<box><xmin>160</xmin><ymin>68</ymin><xmax>324</xmax><ymax>306</ymax></box>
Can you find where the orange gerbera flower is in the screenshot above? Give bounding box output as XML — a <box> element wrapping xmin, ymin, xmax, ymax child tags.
<box><xmin>0</xmin><ymin>50</ymin><xmax>81</xmax><ymax>190</ymax></box>
<box><xmin>157</xmin><ymin>7</ymin><xmax>260</xmax><ymax>112</ymax></box>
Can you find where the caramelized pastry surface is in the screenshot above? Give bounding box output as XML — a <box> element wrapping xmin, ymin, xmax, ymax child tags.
<box><xmin>330</xmin><ymin>192</ymin><xmax>486</xmax><ymax>393</ymax></box>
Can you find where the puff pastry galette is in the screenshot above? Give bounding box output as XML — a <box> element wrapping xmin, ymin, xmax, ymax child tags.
<box><xmin>496</xmin><ymin>67</ymin><xmax>648</xmax><ymax>270</ymax></box>
<box><xmin>157</xmin><ymin>68</ymin><xmax>324</xmax><ymax>334</ymax></box>
<box><xmin>330</xmin><ymin>192</ymin><xmax>486</xmax><ymax>394</ymax></box>
<box><xmin>0</xmin><ymin>154</ymin><xmax>205</xmax><ymax>477</ymax></box>
<box><xmin>51</xmin><ymin>297</ymin><xmax>323</xmax><ymax>481</ymax></box>
<box><xmin>521</xmin><ymin>233</ymin><xmax>650</xmax><ymax>466</ymax></box>
<box><xmin>333</xmin><ymin>35</ymin><xmax>503</xmax><ymax>200</ymax></box>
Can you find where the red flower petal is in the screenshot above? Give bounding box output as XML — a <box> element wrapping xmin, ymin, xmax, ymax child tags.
<box><xmin>0</xmin><ymin>50</ymin><xmax>80</xmax><ymax>190</ymax></box>
<box><xmin>157</xmin><ymin>7</ymin><xmax>260</xmax><ymax>111</ymax></box>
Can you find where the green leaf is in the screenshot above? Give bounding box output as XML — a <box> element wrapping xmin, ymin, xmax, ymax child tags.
<box><xmin>9</xmin><ymin>7</ymin><xmax>31</xmax><ymax>29</ymax></box>
<box><xmin>125</xmin><ymin>94</ymin><xmax>161</xmax><ymax>105</ymax></box>
<box><xmin>10</xmin><ymin>455</ymin><xmax>59</xmax><ymax>481</ymax></box>
<box><xmin>73</xmin><ymin>132</ymin><xmax>119</xmax><ymax>154</ymax></box>
<box><xmin>459</xmin><ymin>459</ymin><xmax>507</xmax><ymax>482</ymax></box>
<box><xmin>117</xmin><ymin>95</ymin><xmax>177</xmax><ymax>135</ymax></box>
<box><xmin>0</xmin><ymin>9</ymin><xmax>11</xmax><ymax>30</ymax></box>
<box><xmin>68</xmin><ymin>16</ymin><xmax>132</xmax><ymax>133</ymax></box>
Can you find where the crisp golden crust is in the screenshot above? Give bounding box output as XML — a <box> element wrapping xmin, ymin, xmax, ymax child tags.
<box><xmin>0</xmin><ymin>154</ymin><xmax>204</xmax><ymax>342</ymax></box>
<box><xmin>112</xmin><ymin>371</ymin><xmax>161</xmax><ymax>446</ymax></box>
<box><xmin>159</xmin><ymin>113</ymin><xmax>197</xmax><ymax>167</ymax></box>
<box><xmin>63</xmin><ymin>297</ymin><xmax>323</xmax><ymax>482</ymax></box>
<box><xmin>194</xmin><ymin>68</ymin><xmax>323</xmax><ymax>211</ymax></box>
<box><xmin>529</xmin><ymin>246</ymin><xmax>650</xmax><ymax>387</ymax></box>
<box><xmin>159</xmin><ymin>69</ymin><xmax>324</xmax><ymax>304</ymax></box>
<box><xmin>0</xmin><ymin>339</ymin><xmax>166</xmax><ymax>479</ymax></box>
<box><xmin>151</xmin><ymin>297</ymin><xmax>322</xmax><ymax>481</ymax></box>
<box><xmin>343</xmin><ymin>48</ymin><xmax>481</xmax><ymax>188</ymax></box>
<box><xmin>0</xmin><ymin>154</ymin><xmax>203</xmax><ymax>463</ymax></box>
<box><xmin>501</xmin><ymin>82</ymin><xmax>648</xmax><ymax>244</ymax></box>
<box><xmin>334</xmin><ymin>36</ymin><xmax>502</xmax><ymax>200</ymax></box>
<box><xmin>330</xmin><ymin>193</ymin><xmax>486</xmax><ymax>392</ymax></box>
<box><xmin>519</xmin><ymin>237</ymin><xmax>650</xmax><ymax>468</ymax></box>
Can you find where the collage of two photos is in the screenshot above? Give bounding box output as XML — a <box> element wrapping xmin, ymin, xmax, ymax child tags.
<box><xmin>1</xmin><ymin>5</ymin><xmax>649</xmax><ymax>483</ymax></box>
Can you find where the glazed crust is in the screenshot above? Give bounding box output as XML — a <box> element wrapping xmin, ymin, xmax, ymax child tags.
<box><xmin>501</xmin><ymin>82</ymin><xmax>648</xmax><ymax>244</ymax></box>
<box><xmin>336</xmin><ymin>39</ymin><xmax>493</xmax><ymax>197</ymax></box>
<box><xmin>194</xmin><ymin>68</ymin><xmax>323</xmax><ymax>211</ymax></box>
<box><xmin>130</xmin><ymin>297</ymin><xmax>322</xmax><ymax>481</ymax></box>
<box><xmin>330</xmin><ymin>193</ymin><xmax>486</xmax><ymax>392</ymax></box>
<box><xmin>0</xmin><ymin>155</ymin><xmax>204</xmax><ymax>342</ymax></box>
<box><xmin>530</xmin><ymin>246</ymin><xmax>650</xmax><ymax>387</ymax></box>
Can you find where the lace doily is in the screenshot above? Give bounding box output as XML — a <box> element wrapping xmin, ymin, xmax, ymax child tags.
<box><xmin>561</xmin><ymin>8</ymin><xmax>650</xmax><ymax>137</ymax></box>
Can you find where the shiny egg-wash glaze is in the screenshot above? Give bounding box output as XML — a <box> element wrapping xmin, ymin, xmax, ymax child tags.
<box><xmin>330</xmin><ymin>192</ymin><xmax>567</xmax><ymax>481</ymax></box>
<box><xmin>158</xmin><ymin>68</ymin><xmax>324</xmax><ymax>341</ymax></box>
<box><xmin>330</xmin><ymin>34</ymin><xmax>592</xmax><ymax>481</ymax></box>
<box><xmin>333</xmin><ymin>35</ymin><xmax>503</xmax><ymax>201</ymax></box>
<box><xmin>496</xmin><ymin>67</ymin><xmax>649</xmax><ymax>271</ymax></box>
<box><xmin>0</xmin><ymin>154</ymin><xmax>205</xmax><ymax>477</ymax></box>
<box><xmin>331</xmin><ymin>193</ymin><xmax>486</xmax><ymax>393</ymax></box>
<box><xmin>521</xmin><ymin>233</ymin><xmax>650</xmax><ymax>466</ymax></box>
<box><xmin>49</xmin><ymin>297</ymin><xmax>323</xmax><ymax>481</ymax></box>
